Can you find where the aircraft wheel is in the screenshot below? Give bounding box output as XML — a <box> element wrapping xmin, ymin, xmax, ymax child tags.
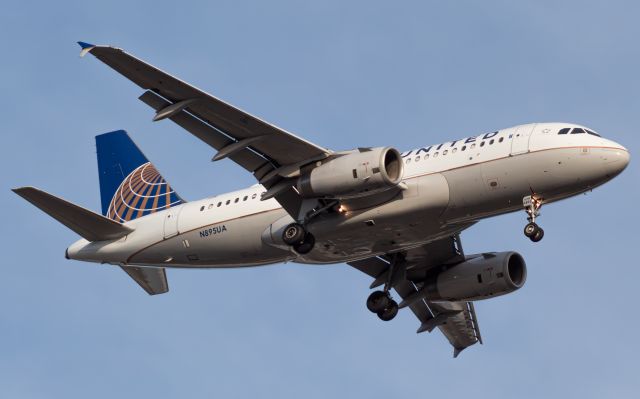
<box><xmin>293</xmin><ymin>233</ymin><xmax>315</xmax><ymax>254</ymax></box>
<box><xmin>366</xmin><ymin>291</ymin><xmax>389</xmax><ymax>313</ymax></box>
<box><xmin>377</xmin><ymin>299</ymin><xmax>399</xmax><ymax>321</ymax></box>
<box><xmin>530</xmin><ymin>228</ymin><xmax>545</xmax><ymax>242</ymax></box>
<box><xmin>283</xmin><ymin>223</ymin><xmax>306</xmax><ymax>245</ymax></box>
<box><xmin>524</xmin><ymin>222</ymin><xmax>540</xmax><ymax>238</ymax></box>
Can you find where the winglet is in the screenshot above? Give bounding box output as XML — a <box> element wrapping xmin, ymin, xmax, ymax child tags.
<box><xmin>77</xmin><ymin>41</ymin><xmax>95</xmax><ymax>57</ymax></box>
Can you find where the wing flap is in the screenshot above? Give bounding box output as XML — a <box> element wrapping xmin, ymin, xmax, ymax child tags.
<box><xmin>139</xmin><ymin>90</ymin><xmax>272</xmax><ymax>176</ymax></box>
<box><xmin>139</xmin><ymin>90</ymin><xmax>306</xmax><ymax>215</ymax></box>
<box><xmin>121</xmin><ymin>266</ymin><xmax>169</xmax><ymax>295</ymax></box>
<box><xmin>13</xmin><ymin>186</ymin><xmax>133</xmax><ymax>242</ymax></box>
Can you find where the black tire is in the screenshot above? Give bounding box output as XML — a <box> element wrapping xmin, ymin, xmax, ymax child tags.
<box><xmin>293</xmin><ymin>233</ymin><xmax>315</xmax><ymax>254</ymax></box>
<box><xmin>524</xmin><ymin>222</ymin><xmax>539</xmax><ymax>238</ymax></box>
<box><xmin>366</xmin><ymin>291</ymin><xmax>389</xmax><ymax>313</ymax></box>
<box><xmin>377</xmin><ymin>299</ymin><xmax>399</xmax><ymax>321</ymax></box>
<box><xmin>283</xmin><ymin>223</ymin><xmax>305</xmax><ymax>245</ymax></box>
<box><xmin>530</xmin><ymin>228</ymin><xmax>544</xmax><ymax>242</ymax></box>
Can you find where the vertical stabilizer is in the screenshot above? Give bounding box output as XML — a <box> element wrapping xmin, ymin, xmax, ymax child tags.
<box><xmin>96</xmin><ymin>130</ymin><xmax>184</xmax><ymax>222</ymax></box>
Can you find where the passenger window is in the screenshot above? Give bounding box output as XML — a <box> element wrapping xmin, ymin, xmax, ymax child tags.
<box><xmin>443</xmin><ymin>150</ymin><xmax>448</xmax><ymax>155</ymax></box>
<box><xmin>471</xmin><ymin>143</ymin><xmax>476</xmax><ymax>149</ymax></box>
<box><xmin>425</xmin><ymin>154</ymin><xmax>430</xmax><ymax>159</ymax></box>
<box><xmin>499</xmin><ymin>137</ymin><xmax>504</xmax><ymax>143</ymax></box>
<box><xmin>200</xmin><ymin>206</ymin><xmax>205</xmax><ymax>211</ymax></box>
<box><xmin>217</xmin><ymin>202</ymin><xmax>222</xmax><ymax>207</ymax></box>
<box><xmin>243</xmin><ymin>196</ymin><xmax>248</xmax><ymax>201</ymax></box>
<box><xmin>434</xmin><ymin>152</ymin><xmax>439</xmax><ymax>158</ymax></box>
<box><xmin>480</xmin><ymin>141</ymin><xmax>485</xmax><ymax>147</ymax></box>
<box><xmin>558</xmin><ymin>127</ymin><xmax>571</xmax><ymax>135</ymax></box>
<box><xmin>489</xmin><ymin>139</ymin><xmax>494</xmax><ymax>145</ymax></box>
<box><xmin>234</xmin><ymin>198</ymin><xmax>239</xmax><ymax>203</ymax></box>
<box><xmin>251</xmin><ymin>193</ymin><xmax>257</xmax><ymax>199</ymax></box>
<box><xmin>208</xmin><ymin>204</ymin><xmax>213</xmax><ymax>209</ymax></box>
<box><xmin>225</xmin><ymin>200</ymin><xmax>230</xmax><ymax>205</ymax></box>
<box><xmin>571</xmin><ymin>128</ymin><xmax>585</xmax><ymax>134</ymax></box>
<box><xmin>452</xmin><ymin>148</ymin><xmax>457</xmax><ymax>153</ymax></box>
<box><xmin>461</xmin><ymin>145</ymin><xmax>466</xmax><ymax>151</ymax></box>
<box><xmin>405</xmin><ymin>158</ymin><xmax>411</xmax><ymax>164</ymax></box>
<box><xmin>415</xmin><ymin>156</ymin><xmax>421</xmax><ymax>162</ymax></box>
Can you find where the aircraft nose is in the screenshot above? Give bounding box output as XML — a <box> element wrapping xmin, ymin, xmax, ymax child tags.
<box><xmin>603</xmin><ymin>144</ymin><xmax>630</xmax><ymax>177</ymax></box>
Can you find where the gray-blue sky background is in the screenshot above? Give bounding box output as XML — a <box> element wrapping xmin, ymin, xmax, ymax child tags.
<box><xmin>2</xmin><ymin>1</ymin><xmax>639</xmax><ymax>397</ymax></box>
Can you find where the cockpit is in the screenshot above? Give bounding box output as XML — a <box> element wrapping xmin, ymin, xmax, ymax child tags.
<box><xmin>557</xmin><ymin>127</ymin><xmax>601</xmax><ymax>137</ymax></box>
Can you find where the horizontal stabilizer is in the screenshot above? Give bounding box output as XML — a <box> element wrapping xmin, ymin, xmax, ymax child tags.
<box><xmin>121</xmin><ymin>266</ymin><xmax>169</xmax><ymax>295</ymax></box>
<box><xmin>12</xmin><ymin>186</ymin><xmax>134</xmax><ymax>241</ymax></box>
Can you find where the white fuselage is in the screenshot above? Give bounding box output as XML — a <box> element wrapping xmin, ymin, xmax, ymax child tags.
<box><xmin>66</xmin><ymin>122</ymin><xmax>629</xmax><ymax>268</ymax></box>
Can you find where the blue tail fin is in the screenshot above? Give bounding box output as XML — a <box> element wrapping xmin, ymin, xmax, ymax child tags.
<box><xmin>96</xmin><ymin>130</ymin><xmax>184</xmax><ymax>222</ymax></box>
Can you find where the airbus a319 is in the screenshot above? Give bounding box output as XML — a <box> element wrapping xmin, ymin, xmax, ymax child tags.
<box><xmin>13</xmin><ymin>42</ymin><xmax>630</xmax><ymax>357</ymax></box>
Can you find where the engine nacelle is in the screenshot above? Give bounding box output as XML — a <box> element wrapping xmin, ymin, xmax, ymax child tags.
<box><xmin>424</xmin><ymin>252</ymin><xmax>527</xmax><ymax>302</ymax></box>
<box><xmin>296</xmin><ymin>147</ymin><xmax>404</xmax><ymax>198</ymax></box>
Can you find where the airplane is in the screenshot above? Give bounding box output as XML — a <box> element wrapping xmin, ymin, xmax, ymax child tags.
<box><xmin>13</xmin><ymin>42</ymin><xmax>630</xmax><ymax>357</ymax></box>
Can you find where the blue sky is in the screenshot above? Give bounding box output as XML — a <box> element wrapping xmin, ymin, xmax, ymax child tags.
<box><xmin>2</xmin><ymin>1</ymin><xmax>639</xmax><ymax>397</ymax></box>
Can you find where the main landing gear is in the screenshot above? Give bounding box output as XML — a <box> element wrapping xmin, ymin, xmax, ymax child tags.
<box><xmin>523</xmin><ymin>194</ymin><xmax>544</xmax><ymax>242</ymax></box>
<box><xmin>366</xmin><ymin>291</ymin><xmax>399</xmax><ymax>321</ymax></box>
<box><xmin>281</xmin><ymin>199</ymin><xmax>340</xmax><ymax>255</ymax></box>
<box><xmin>365</xmin><ymin>255</ymin><xmax>400</xmax><ymax>321</ymax></box>
<box><xmin>282</xmin><ymin>223</ymin><xmax>315</xmax><ymax>254</ymax></box>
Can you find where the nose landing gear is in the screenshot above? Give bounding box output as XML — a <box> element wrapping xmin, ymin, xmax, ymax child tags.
<box><xmin>523</xmin><ymin>194</ymin><xmax>544</xmax><ymax>242</ymax></box>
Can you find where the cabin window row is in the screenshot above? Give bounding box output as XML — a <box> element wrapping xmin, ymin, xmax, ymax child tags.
<box><xmin>200</xmin><ymin>192</ymin><xmax>259</xmax><ymax>211</ymax></box>
<box><xmin>405</xmin><ymin>136</ymin><xmax>505</xmax><ymax>164</ymax></box>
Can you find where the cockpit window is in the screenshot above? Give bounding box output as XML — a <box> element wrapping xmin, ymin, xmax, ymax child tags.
<box><xmin>559</xmin><ymin>126</ymin><xmax>601</xmax><ymax>137</ymax></box>
<box><xmin>585</xmin><ymin>129</ymin><xmax>601</xmax><ymax>137</ymax></box>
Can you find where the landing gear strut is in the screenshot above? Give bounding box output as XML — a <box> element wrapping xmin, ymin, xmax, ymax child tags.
<box><xmin>365</xmin><ymin>255</ymin><xmax>400</xmax><ymax>321</ymax></box>
<box><xmin>523</xmin><ymin>194</ymin><xmax>544</xmax><ymax>242</ymax></box>
<box><xmin>282</xmin><ymin>223</ymin><xmax>315</xmax><ymax>254</ymax></box>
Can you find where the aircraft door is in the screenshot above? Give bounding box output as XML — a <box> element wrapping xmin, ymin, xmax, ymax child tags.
<box><xmin>510</xmin><ymin>124</ymin><xmax>536</xmax><ymax>155</ymax></box>
<box><xmin>163</xmin><ymin>205</ymin><xmax>183</xmax><ymax>239</ymax></box>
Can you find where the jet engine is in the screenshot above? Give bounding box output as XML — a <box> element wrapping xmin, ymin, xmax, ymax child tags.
<box><xmin>423</xmin><ymin>252</ymin><xmax>526</xmax><ymax>302</ymax></box>
<box><xmin>296</xmin><ymin>147</ymin><xmax>404</xmax><ymax>198</ymax></box>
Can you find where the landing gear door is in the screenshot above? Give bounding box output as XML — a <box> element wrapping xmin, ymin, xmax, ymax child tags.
<box><xmin>510</xmin><ymin>124</ymin><xmax>536</xmax><ymax>156</ymax></box>
<box><xmin>163</xmin><ymin>205</ymin><xmax>183</xmax><ymax>239</ymax></box>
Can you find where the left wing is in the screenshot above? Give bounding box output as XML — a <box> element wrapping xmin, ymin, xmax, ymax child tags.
<box><xmin>78</xmin><ymin>42</ymin><xmax>332</xmax><ymax>216</ymax></box>
<box><xmin>348</xmin><ymin>234</ymin><xmax>482</xmax><ymax>357</ymax></box>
